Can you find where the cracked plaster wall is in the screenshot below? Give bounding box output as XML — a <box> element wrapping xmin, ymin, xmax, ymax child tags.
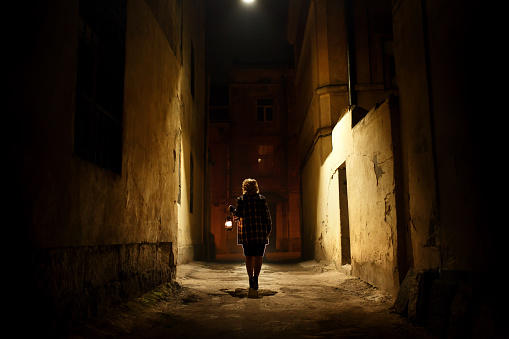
<box><xmin>6</xmin><ymin>0</ymin><xmax>206</xmax><ymax>332</ymax></box>
<box><xmin>303</xmin><ymin>96</ymin><xmax>401</xmax><ymax>296</ymax></box>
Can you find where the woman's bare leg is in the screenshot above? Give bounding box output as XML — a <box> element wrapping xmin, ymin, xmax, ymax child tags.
<box><xmin>245</xmin><ymin>256</ymin><xmax>254</xmax><ymax>278</ymax></box>
<box><xmin>253</xmin><ymin>256</ymin><xmax>263</xmax><ymax>278</ymax></box>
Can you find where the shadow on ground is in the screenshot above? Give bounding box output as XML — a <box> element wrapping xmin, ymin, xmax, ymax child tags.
<box><xmin>221</xmin><ymin>288</ymin><xmax>278</xmax><ymax>298</ymax></box>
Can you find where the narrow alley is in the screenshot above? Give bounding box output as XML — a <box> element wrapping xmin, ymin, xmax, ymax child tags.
<box><xmin>7</xmin><ymin>0</ymin><xmax>501</xmax><ymax>338</ymax></box>
<box><xmin>69</xmin><ymin>260</ymin><xmax>435</xmax><ymax>338</ymax></box>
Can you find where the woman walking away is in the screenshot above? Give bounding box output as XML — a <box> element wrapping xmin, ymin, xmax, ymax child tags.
<box><xmin>229</xmin><ymin>178</ymin><xmax>272</xmax><ymax>298</ymax></box>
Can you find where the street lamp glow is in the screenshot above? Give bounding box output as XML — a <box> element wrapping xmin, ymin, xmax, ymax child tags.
<box><xmin>242</xmin><ymin>0</ymin><xmax>255</xmax><ymax>4</ymax></box>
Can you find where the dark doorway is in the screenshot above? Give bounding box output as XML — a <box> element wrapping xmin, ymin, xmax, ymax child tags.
<box><xmin>338</xmin><ymin>163</ymin><xmax>351</xmax><ymax>265</ymax></box>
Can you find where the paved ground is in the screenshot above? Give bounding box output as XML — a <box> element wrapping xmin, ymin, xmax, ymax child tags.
<box><xmin>70</xmin><ymin>260</ymin><xmax>436</xmax><ymax>338</ymax></box>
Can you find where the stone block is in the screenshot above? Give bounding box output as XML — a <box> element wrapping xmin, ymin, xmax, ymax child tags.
<box><xmin>394</xmin><ymin>268</ymin><xmax>416</xmax><ymax>315</ymax></box>
<box><xmin>426</xmin><ymin>279</ymin><xmax>458</xmax><ymax>336</ymax></box>
<box><xmin>394</xmin><ymin>268</ymin><xmax>438</xmax><ymax>325</ymax></box>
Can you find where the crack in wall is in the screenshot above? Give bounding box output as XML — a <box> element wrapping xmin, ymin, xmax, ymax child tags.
<box><xmin>372</xmin><ymin>154</ymin><xmax>385</xmax><ymax>185</ymax></box>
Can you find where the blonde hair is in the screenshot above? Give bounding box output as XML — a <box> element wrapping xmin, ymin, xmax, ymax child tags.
<box><xmin>242</xmin><ymin>178</ymin><xmax>259</xmax><ymax>195</ymax></box>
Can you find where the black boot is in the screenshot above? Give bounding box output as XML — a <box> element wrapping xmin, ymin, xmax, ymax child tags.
<box><xmin>248</xmin><ymin>278</ymin><xmax>258</xmax><ymax>298</ymax></box>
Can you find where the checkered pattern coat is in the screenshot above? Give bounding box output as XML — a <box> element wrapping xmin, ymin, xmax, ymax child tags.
<box><xmin>234</xmin><ymin>194</ymin><xmax>272</xmax><ymax>245</ymax></box>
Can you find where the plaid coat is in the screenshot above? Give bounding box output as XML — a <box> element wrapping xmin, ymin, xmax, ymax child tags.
<box><xmin>234</xmin><ymin>194</ymin><xmax>272</xmax><ymax>245</ymax></box>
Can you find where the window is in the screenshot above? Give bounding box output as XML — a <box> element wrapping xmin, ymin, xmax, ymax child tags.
<box><xmin>74</xmin><ymin>0</ymin><xmax>126</xmax><ymax>174</ymax></box>
<box><xmin>256</xmin><ymin>99</ymin><xmax>274</xmax><ymax>122</ymax></box>
<box><xmin>209</xmin><ymin>85</ymin><xmax>229</xmax><ymax>122</ymax></box>
<box><xmin>258</xmin><ymin>145</ymin><xmax>275</xmax><ymax>176</ymax></box>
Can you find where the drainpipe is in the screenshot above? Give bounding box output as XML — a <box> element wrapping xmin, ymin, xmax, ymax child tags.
<box><xmin>345</xmin><ymin>0</ymin><xmax>355</xmax><ymax>107</ymax></box>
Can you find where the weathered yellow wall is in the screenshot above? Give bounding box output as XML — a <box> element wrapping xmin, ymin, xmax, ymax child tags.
<box><xmin>313</xmin><ymin>107</ymin><xmax>353</xmax><ymax>266</ymax></box>
<box><xmin>294</xmin><ymin>0</ymin><xmax>396</xmax><ymax>271</ymax></box>
<box><xmin>9</xmin><ymin>0</ymin><xmax>184</xmax><ymax>249</ymax></box>
<box><xmin>302</xmin><ymin>98</ymin><xmax>401</xmax><ymax>296</ymax></box>
<box><xmin>122</xmin><ymin>0</ymin><xmax>181</xmax><ymax>247</ymax></box>
<box><xmin>6</xmin><ymin>0</ymin><xmax>205</xmax><ymax>331</ymax></box>
<box><xmin>177</xmin><ymin>0</ymin><xmax>207</xmax><ymax>264</ymax></box>
<box><xmin>348</xmin><ymin>99</ymin><xmax>400</xmax><ymax>295</ymax></box>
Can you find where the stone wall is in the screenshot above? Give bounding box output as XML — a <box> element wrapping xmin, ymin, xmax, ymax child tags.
<box><xmin>25</xmin><ymin>243</ymin><xmax>174</xmax><ymax>335</ymax></box>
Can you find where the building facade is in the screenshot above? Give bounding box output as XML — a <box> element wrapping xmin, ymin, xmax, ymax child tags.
<box><xmin>287</xmin><ymin>0</ymin><xmax>496</xmax><ymax>335</ymax></box>
<box><xmin>208</xmin><ymin>67</ymin><xmax>301</xmax><ymax>260</ymax></box>
<box><xmin>287</xmin><ymin>0</ymin><xmax>399</xmax><ymax>290</ymax></box>
<box><xmin>6</xmin><ymin>0</ymin><xmax>207</xmax><ymax>334</ymax></box>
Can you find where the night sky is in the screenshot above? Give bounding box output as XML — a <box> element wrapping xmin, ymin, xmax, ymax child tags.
<box><xmin>205</xmin><ymin>0</ymin><xmax>294</xmax><ymax>86</ymax></box>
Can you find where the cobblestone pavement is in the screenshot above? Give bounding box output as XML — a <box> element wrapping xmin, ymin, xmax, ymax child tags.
<box><xmin>70</xmin><ymin>260</ymin><xmax>436</xmax><ymax>338</ymax></box>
